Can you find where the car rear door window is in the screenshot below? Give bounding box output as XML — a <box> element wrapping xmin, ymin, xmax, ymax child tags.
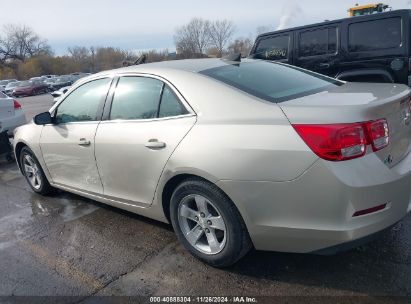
<box><xmin>55</xmin><ymin>78</ymin><xmax>111</xmax><ymax>123</ymax></box>
<box><xmin>253</xmin><ymin>35</ymin><xmax>290</xmax><ymax>60</ymax></box>
<box><xmin>348</xmin><ymin>17</ymin><xmax>402</xmax><ymax>52</ymax></box>
<box><xmin>158</xmin><ymin>85</ymin><xmax>188</xmax><ymax>118</ymax></box>
<box><xmin>110</xmin><ymin>77</ymin><xmax>163</xmax><ymax>120</ymax></box>
<box><xmin>299</xmin><ymin>27</ymin><xmax>337</xmax><ymax>57</ymax></box>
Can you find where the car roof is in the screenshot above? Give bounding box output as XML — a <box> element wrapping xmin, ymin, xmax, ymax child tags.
<box><xmin>102</xmin><ymin>58</ymin><xmax>247</xmax><ymax>76</ymax></box>
<box><xmin>255</xmin><ymin>9</ymin><xmax>411</xmax><ymax>40</ymax></box>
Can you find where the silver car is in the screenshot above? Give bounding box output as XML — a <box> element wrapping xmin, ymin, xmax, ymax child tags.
<box><xmin>0</xmin><ymin>79</ymin><xmax>18</xmax><ymax>93</ymax></box>
<box><xmin>0</xmin><ymin>92</ymin><xmax>26</xmax><ymax>135</ymax></box>
<box><xmin>13</xmin><ymin>58</ymin><xmax>411</xmax><ymax>267</ymax></box>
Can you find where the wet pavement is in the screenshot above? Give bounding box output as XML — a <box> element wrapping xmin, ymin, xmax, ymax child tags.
<box><xmin>0</xmin><ymin>95</ymin><xmax>410</xmax><ymax>302</ymax></box>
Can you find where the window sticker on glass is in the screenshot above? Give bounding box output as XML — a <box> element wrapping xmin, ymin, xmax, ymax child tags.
<box><xmin>254</xmin><ymin>35</ymin><xmax>289</xmax><ymax>60</ymax></box>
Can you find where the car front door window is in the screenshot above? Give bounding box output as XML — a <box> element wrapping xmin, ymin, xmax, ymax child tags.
<box><xmin>56</xmin><ymin>78</ymin><xmax>111</xmax><ymax>123</ymax></box>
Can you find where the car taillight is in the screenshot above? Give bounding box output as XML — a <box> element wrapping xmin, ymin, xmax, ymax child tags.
<box><xmin>365</xmin><ymin>119</ymin><xmax>389</xmax><ymax>151</ymax></box>
<box><xmin>13</xmin><ymin>100</ymin><xmax>22</xmax><ymax>109</ymax></box>
<box><xmin>293</xmin><ymin>119</ymin><xmax>389</xmax><ymax>161</ymax></box>
<box><xmin>293</xmin><ymin>123</ymin><xmax>367</xmax><ymax>161</ymax></box>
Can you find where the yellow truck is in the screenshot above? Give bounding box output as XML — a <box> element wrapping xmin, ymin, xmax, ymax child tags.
<box><xmin>348</xmin><ymin>3</ymin><xmax>389</xmax><ymax>16</ymax></box>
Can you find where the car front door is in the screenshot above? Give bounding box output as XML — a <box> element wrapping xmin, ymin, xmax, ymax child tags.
<box><xmin>94</xmin><ymin>75</ymin><xmax>196</xmax><ymax>206</ymax></box>
<box><xmin>40</xmin><ymin>77</ymin><xmax>112</xmax><ymax>194</ymax></box>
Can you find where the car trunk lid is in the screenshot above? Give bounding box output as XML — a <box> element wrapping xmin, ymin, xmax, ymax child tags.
<box><xmin>279</xmin><ymin>82</ymin><xmax>411</xmax><ymax>167</ymax></box>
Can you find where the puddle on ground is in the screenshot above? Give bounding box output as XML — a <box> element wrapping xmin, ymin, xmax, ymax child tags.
<box><xmin>0</xmin><ymin>207</ymin><xmax>33</xmax><ymax>250</ymax></box>
<box><xmin>0</xmin><ymin>193</ymin><xmax>100</xmax><ymax>250</ymax></box>
<box><xmin>31</xmin><ymin>195</ymin><xmax>100</xmax><ymax>222</ymax></box>
<box><xmin>0</xmin><ymin>164</ymin><xmax>21</xmax><ymax>182</ymax></box>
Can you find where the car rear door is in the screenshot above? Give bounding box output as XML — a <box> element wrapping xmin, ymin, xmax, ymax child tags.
<box><xmin>94</xmin><ymin>75</ymin><xmax>196</xmax><ymax>206</ymax></box>
<box><xmin>294</xmin><ymin>24</ymin><xmax>341</xmax><ymax>77</ymax></box>
<box><xmin>39</xmin><ymin>77</ymin><xmax>112</xmax><ymax>194</ymax></box>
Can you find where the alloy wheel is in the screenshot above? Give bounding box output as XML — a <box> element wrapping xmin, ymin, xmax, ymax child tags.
<box><xmin>22</xmin><ymin>154</ymin><xmax>42</xmax><ymax>190</ymax></box>
<box><xmin>178</xmin><ymin>194</ymin><xmax>227</xmax><ymax>255</ymax></box>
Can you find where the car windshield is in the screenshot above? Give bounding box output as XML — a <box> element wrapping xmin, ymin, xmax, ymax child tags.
<box><xmin>0</xmin><ymin>80</ymin><xmax>8</xmax><ymax>85</ymax></box>
<box><xmin>200</xmin><ymin>60</ymin><xmax>343</xmax><ymax>103</ymax></box>
<box><xmin>18</xmin><ymin>81</ymin><xmax>32</xmax><ymax>87</ymax></box>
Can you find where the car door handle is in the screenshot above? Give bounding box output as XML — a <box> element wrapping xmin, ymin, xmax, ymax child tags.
<box><xmin>145</xmin><ymin>139</ymin><xmax>166</xmax><ymax>149</ymax></box>
<box><xmin>78</xmin><ymin>138</ymin><xmax>91</xmax><ymax>146</ymax></box>
<box><xmin>319</xmin><ymin>63</ymin><xmax>330</xmax><ymax>68</ymax></box>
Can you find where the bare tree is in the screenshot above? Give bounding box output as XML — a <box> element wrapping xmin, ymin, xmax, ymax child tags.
<box><xmin>90</xmin><ymin>46</ymin><xmax>96</xmax><ymax>72</ymax></box>
<box><xmin>228</xmin><ymin>37</ymin><xmax>253</xmax><ymax>57</ymax></box>
<box><xmin>209</xmin><ymin>20</ymin><xmax>236</xmax><ymax>57</ymax></box>
<box><xmin>174</xmin><ymin>18</ymin><xmax>210</xmax><ymax>57</ymax></box>
<box><xmin>68</xmin><ymin>46</ymin><xmax>90</xmax><ymax>63</ymax></box>
<box><xmin>0</xmin><ymin>24</ymin><xmax>51</xmax><ymax>64</ymax></box>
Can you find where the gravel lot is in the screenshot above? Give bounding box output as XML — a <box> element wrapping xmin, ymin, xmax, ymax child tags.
<box><xmin>0</xmin><ymin>94</ymin><xmax>410</xmax><ymax>303</ymax></box>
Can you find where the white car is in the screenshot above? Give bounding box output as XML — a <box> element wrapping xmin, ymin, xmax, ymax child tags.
<box><xmin>0</xmin><ymin>79</ymin><xmax>18</xmax><ymax>94</ymax></box>
<box><xmin>51</xmin><ymin>86</ymin><xmax>71</xmax><ymax>103</ymax></box>
<box><xmin>0</xmin><ymin>92</ymin><xmax>26</xmax><ymax>135</ymax></box>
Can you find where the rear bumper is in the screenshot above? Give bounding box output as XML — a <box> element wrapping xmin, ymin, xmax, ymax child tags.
<box><xmin>217</xmin><ymin>151</ymin><xmax>411</xmax><ymax>253</ymax></box>
<box><xmin>312</xmin><ymin>222</ymin><xmax>398</xmax><ymax>255</ymax></box>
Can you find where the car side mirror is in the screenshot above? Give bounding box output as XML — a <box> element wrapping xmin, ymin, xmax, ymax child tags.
<box><xmin>50</xmin><ymin>91</ymin><xmax>62</xmax><ymax>98</ymax></box>
<box><xmin>34</xmin><ymin>112</ymin><xmax>53</xmax><ymax>125</ymax></box>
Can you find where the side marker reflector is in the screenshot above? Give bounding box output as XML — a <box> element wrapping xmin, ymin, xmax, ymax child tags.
<box><xmin>353</xmin><ymin>204</ymin><xmax>387</xmax><ymax>217</ymax></box>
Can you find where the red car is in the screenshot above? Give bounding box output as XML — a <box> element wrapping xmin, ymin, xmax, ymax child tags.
<box><xmin>12</xmin><ymin>80</ymin><xmax>49</xmax><ymax>97</ymax></box>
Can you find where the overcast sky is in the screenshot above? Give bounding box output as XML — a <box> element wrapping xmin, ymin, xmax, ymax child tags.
<box><xmin>1</xmin><ymin>0</ymin><xmax>411</xmax><ymax>55</ymax></box>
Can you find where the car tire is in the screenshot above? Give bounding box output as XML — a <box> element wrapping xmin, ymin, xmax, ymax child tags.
<box><xmin>20</xmin><ymin>146</ymin><xmax>53</xmax><ymax>195</ymax></box>
<box><xmin>170</xmin><ymin>178</ymin><xmax>252</xmax><ymax>268</ymax></box>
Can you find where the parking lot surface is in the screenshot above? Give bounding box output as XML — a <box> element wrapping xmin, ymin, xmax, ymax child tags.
<box><xmin>0</xmin><ymin>95</ymin><xmax>410</xmax><ymax>302</ymax></box>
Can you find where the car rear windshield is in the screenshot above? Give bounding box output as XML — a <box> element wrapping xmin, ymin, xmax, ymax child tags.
<box><xmin>200</xmin><ymin>61</ymin><xmax>342</xmax><ymax>103</ymax></box>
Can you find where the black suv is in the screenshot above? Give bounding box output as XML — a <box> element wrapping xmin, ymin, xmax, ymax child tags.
<box><xmin>249</xmin><ymin>9</ymin><xmax>411</xmax><ymax>85</ymax></box>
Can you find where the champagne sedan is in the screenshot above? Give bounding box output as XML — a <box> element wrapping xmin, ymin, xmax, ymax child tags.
<box><xmin>13</xmin><ymin>58</ymin><xmax>411</xmax><ymax>267</ymax></box>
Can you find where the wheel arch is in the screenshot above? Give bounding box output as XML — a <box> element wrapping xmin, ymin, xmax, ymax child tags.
<box><xmin>161</xmin><ymin>173</ymin><xmax>211</xmax><ymax>222</ymax></box>
<box><xmin>14</xmin><ymin>141</ymin><xmax>28</xmax><ymax>173</ymax></box>
<box><xmin>160</xmin><ymin>172</ymin><xmax>246</xmax><ymax>226</ymax></box>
